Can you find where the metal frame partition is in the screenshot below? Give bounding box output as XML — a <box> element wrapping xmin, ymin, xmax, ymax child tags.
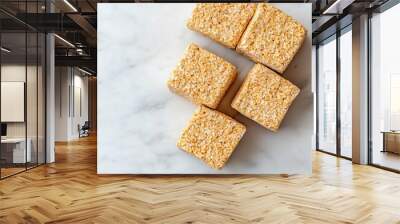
<box><xmin>316</xmin><ymin>0</ymin><xmax>400</xmax><ymax>173</ymax></box>
<box><xmin>315</xmin><ymin>24</ymin><xmax>353</xmax><ymax>161</ymax></box>
<box><xmin>0</xmin><ymin>0</ymin><xmax>47</xmax><ymax>180</ymax></box>
<box><xmin>367</xmin><ymin>0</ymin><xmax>400</xmax><ymax>173</ymax></box>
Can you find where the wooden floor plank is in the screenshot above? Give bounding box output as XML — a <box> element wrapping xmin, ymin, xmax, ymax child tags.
<box><xmin>1</xmin><ymin>135</ymin><xmax>400</xmax><ymax>223</ymax></box>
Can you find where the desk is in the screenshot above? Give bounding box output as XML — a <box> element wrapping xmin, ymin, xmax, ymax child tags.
<box><xmin>1</xmin><ymin>138</ymin><xmax>31</xmax><ymax>163</ymax></box>
<box><xmin>382</xmin><ymin>131</ymin><xmax>400</xmax><ymax>154</ymax></box>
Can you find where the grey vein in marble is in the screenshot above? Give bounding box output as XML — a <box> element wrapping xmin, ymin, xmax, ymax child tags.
<box><xmin>97</xmin><ymin>3</ymin><xmax>313</xmax><ymax>174</ymax></box>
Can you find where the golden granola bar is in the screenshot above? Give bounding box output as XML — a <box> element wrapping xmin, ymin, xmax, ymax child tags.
<box><xmin>177</xmin><ymin>106</ymin><xmax>246</xmax><ymax>169</ymax></box>
<box><xmin>236</xmin><ymin>3</ymin><xmax>306</xmax><ymax>74</ymax></box>
<box><xmin>167</xmin><ymin>43</ymin><xmax>237</xmax><ymax>109</ymax></box>
<box><xmin>231</xmin><ymin>64</ymin><xmax>300</xmax><ymax>132</ymax></box>
<box><xmin>187</xmin><ymin>3</ymin><xmax>256</xmax><ymax>48</ymax></box>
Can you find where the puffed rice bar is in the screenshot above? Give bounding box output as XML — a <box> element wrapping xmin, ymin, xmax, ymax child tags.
<box><xmin>187</xmin><ymin>3</ymin><xmax>257</xmax><ymax>49</ymax></box>
<box><xmin>177</xmin><ymin>105</ymin><xmax>246</xmax><ymax>169</ymax></box>
<box><xmin>231</xmin><ymin>64</ymin><xmax>300</xmax><ymax>132</ymax></box>
<box><xmin>236</xmin><ymin>3</ymin><xmax>306</xmax><ymax>74</ymax></box>
<box><xmin>167</xmin><ymin>43</ymin><xmax>237</xmax><ymax>109</ymax></box>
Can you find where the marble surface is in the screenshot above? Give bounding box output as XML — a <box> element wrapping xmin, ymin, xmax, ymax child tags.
<box><xmin>97</xmin><ymin>3</ymin><xmax>313</xmax><ymax>174</ymax></box>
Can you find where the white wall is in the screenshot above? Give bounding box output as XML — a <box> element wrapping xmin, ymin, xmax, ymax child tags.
<box><xmin>72</xmin><ymin>73</ymin><xmax>89</xmax><ymax>138</ymax></box>
<box><xmin>55</xmin><ymin>67</ymin><xmax>89</xmax><ymax>141</ymax></box>
<box><xmin>55</xmin><ymin>66</ymin><xmax>69</xmax><ymax>141</ymax></box>
<box><xmin>1</xmin><ymin>65</ymin><xmax>27</xmax><ymax>140</ymax></box>
<box><xmin>1</xmin><ymin>65</ymin><xmax>41</xmax><ymax>138</ymax></box>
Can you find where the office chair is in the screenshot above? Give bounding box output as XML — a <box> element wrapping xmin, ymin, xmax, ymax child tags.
<box><xmin>79</xmin><ymin>121</ymin><xmax>90</xmax><ymax>138</ymax></box>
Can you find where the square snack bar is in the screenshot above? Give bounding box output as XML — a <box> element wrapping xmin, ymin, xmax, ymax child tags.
<box><xmin>187</xmin><ymin>3</ymin><xmax>256</xmax><ymax>49</ymax></box>
<box><xmin>231</xmin><ymin>64</ymin><xmax>300</xmax><ymax>132</ymax></box>
<box><xmin>177</xmin><ymin>106</ymin><xmax>246</xmax><ymax>169</ymax></box>
<box><xmin>167</xmin><ymin>43</ymin><xmax>237</xmax><ymax>109</ymax></box>
<box><xmin>236</xmin><ymin>3</ymin><xmax>306</xmax><ymax>74</ymax></box>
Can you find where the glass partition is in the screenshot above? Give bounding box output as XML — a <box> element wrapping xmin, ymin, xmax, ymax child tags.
<box><xmin>339</xmin><ymin>27</ymin><xmax>352</xmax><ymax>158</ymax></box>
<box><xmin>1</xmin><ymin>31</ymin><xmax>28</xmax><ymax>177</ymax></box>
<box><xmin>0</xmin><ymin>2</ymin><xmax>46</xmax><ymax>179</ymax></box>
<box><xmin>370</xmin><ymin>3</ymin><xmax>400</xmax><ymax>171</ymax></box>
<box><xmin>27</xmin><ymin>31</ymin><xmax>38</xmax><ymax>169</ymax></box>
<box><xmin>317</xmin><ymin>35</ymin><xmax>337</xmax><ymax>154</ymax></box>
<box><xmin>316</xmin><ymin>25</ymin><xmax>353</xmax><ymax>160</ymax></box>
<box><xmin>38</xmin><ymin>32</ymin><xmax>45</xmax><ymax>165</ymax></box>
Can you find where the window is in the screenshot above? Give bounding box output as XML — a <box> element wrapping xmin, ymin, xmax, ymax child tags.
<box><xmin>316</xmin><ymin>25</ymin><xmax>353</xmax><ymax>159</ymax></box>
<box><xmin>390</xmin><ymin>74</ymin><xmax>400</xmax><ymax>130</ymax></box>
<box><xmin>317</xmin><ymin>36</ymin><xmax>337</xmax><ymax>154</ymax></box>
<box><xmin>370</xmin><ymin>3</ymin><xmax>400</xmax><ymax>171</ymax></box>
<box><xmin>339</xmin><ymin>27</ymin><xmax>352</xmax><ymax>158</ymax></box>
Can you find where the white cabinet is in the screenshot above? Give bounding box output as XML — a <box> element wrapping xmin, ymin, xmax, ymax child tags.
<box><xmin>1</xmin><ymin>138</ymin><xmax>32</xmax><ymax>163</ymax></box>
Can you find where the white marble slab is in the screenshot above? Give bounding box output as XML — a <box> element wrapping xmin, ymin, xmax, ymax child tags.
<box><xmin>97</xmin><ymin>3</ymin><xmax>313</xmax><ymax>174</ymax></box>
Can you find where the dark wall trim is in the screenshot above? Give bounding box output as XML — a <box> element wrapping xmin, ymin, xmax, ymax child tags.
<box><xmin>367</xmin><ymin>11</ymin><xmax>373</xmax><ymax>166</ymax></box>
<box><xmin>316</xmin><ymin>149</ymin><xmax>352</xmax><ymax>161</ymax></box>
<box><xmin>336</xmin><ymin>29</ymin><xmax>341</xmax><ymax>157</ymax></box>
<box><xmin>0</xmin><ymin>29</ymin><xmax>2</xmax><ymax>179</ymax></box>
<box><xmin>313</xmin><ymin>14</ymin><xmax>353</xmax><ymax>45</ymax></box>
<box><xmin>315</xmin><ymin>44</ymin><xmax>320</xmax><ymax>150</ymax></box>
<box><xmin>374</xmin><ymin>0</ymin><xmax>400</xmax><ymax>13</ymax></box>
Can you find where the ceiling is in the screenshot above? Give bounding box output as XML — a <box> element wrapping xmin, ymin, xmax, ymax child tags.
<box><xmin>0</xmin><ymin>0</ymin><xmax>395</xmax><ymax>74</ymax></box>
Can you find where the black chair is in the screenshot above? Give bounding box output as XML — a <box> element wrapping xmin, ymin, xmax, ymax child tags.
<box><xmin>79</xmin><ymin>121</ymin><xmax>90</xmax><ymax>138</ymax></box>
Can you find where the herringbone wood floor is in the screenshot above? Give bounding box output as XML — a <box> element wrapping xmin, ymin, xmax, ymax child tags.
<box><xmin>1</xmin><ymin>135</ymin><xmax>400</xmax><ymax>224</ymax></box>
